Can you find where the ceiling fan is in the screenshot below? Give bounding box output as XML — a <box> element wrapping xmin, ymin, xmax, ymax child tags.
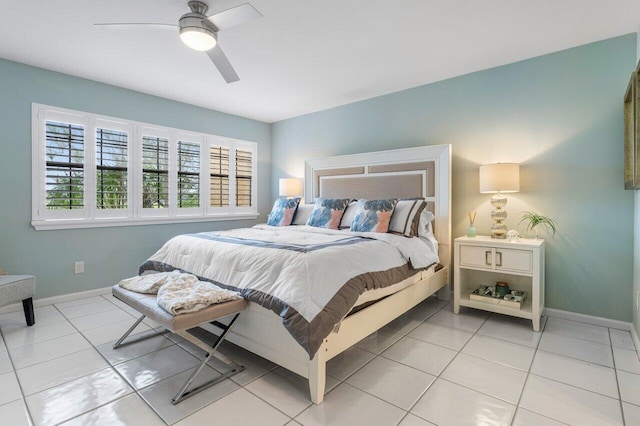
<box><xmin>95</xmin><ymin>1</ymin><xmax>262</xmax><ymax>83</ymax></box>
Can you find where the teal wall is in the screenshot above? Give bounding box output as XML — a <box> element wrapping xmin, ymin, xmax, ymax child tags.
<box><xmin>1</xmin><ymin>34</ymin><xmax>636</xmax><ymax>322</ymax></box>
<box><xmin>272</xmin><ymin>34</ymin><xmax>637</xmax><ymax>322</ymax></box>
<box><xmin>0</xmin><ymin>58</ymin><xmax>271</xmax><ymax>298</ymax></box>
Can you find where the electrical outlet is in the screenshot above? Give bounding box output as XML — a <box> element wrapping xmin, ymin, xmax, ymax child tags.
<box><xmin>74</xmin><ymin>261</ymin><xmax>84</xmax><ymax>274</ymax></box>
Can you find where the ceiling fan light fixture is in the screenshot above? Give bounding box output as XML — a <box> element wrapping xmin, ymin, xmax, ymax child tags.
<box><xmin>179</xmin><ymin>4</ymin><xmax>218</xmax><ymax>51</ymax></box>
<box><xmin>180</xmin><ymin>26</ymin><xmax>217</xmax><ymax>51</ymax></box>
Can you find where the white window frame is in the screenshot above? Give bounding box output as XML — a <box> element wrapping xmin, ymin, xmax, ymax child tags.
<box><xmin>32</xmin><ymin>103</ymin><xmax>258</xmax><ymax>230</ymax></box>
<box><xmin>138</xmin><ymin>126</ymin><xmax>172</xmax><ymax>219</ymax></box>
<box><xmin>175</xmin><ymin>132</ymin><xmax>205</xmax><ymax>217</ymax></box>
<box><xmin>93</xmin><ymin>118</ymin><xmax>133</xmax><ymax>219</ymax></box>
<box><xmin>233</xmin><ymin>139</ymin><xmax>258</xmax><ymax>214</ymax></box>
<box><xmin>206</xmin><ymin>137</ymin><xmax>233</xmax><ymax>216</ymax></box>
<box><xmin>34</xmin><ymin>109</ymin><xmax>89</xmax><ymax>221</ymax></box>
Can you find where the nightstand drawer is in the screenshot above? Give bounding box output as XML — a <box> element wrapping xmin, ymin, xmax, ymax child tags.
<box><xmin>459</xmin><ymin>245</ymin><xmax>494</xmax><ymax>269</ymax></box>
<box><xmin>497</xmin><ymin>248</ymin><xmax>532</xmax><ymax>273</ymax></box>
<box><xmin>459</xmin><ymin>245</ymin><xmax>532</xmax><ymax>274</ymax></box>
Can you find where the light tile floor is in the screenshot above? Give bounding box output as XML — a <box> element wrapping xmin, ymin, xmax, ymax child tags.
<box><xmin>0</xmin><ymin>295</ymin><xmax>638</xmax><ymax>425</ymax></box>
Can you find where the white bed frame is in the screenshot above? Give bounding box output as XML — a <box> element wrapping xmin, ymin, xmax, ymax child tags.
<box><xmin>226</xmin><ymin>144</ymin><xmax>452</xmax><ymax>404</ymax></box>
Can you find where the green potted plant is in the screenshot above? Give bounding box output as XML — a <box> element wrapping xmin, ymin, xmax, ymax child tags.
<box><xmin>520</xmin><ymin>211</ymin><xmax>557</xmax><ymax>239</ymax></box>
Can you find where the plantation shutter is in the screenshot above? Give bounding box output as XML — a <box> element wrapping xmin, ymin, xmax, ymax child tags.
<box><xmin>142</xmin><ymin>136</ymin><xmax>170</xmax><ymax>209</ymax></box>
<box><xmin>209</xmin><ymin>146</ymin><xmax>229</xmax><ymax>207</ymax></box>
<box><xmin>177</xmin><ymin>141</ymin><xmax>201</xmax><ymax>208</ymax></box>
<box><xmin>96</xmin><ymin>128</ymin><xmax>128</xmax><ymax>209</ymax></box>
<box><xmin>45</xmin><ymin>121</ymin><xmax>85</xmax><ymax>210</ymax></box>
<box><xmin>235</xmin><ymin>148</ymin><xmax>253</xmax><ymax>207</ymax></box>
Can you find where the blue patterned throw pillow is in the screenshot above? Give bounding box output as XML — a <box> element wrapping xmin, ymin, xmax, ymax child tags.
<box><xmin>350</xmin><ymin>199</ymin><xmax>398</xmax><ymax>233</ymax></box>
<box><xmin>267</xmin><ymin>197</ymin><xmax>301</xmax><ymax>226</ymax></box>
<box><xmin>306</xmin><ymin>198</ymin><xmax>351</xmax><ymax>229</ymax></box>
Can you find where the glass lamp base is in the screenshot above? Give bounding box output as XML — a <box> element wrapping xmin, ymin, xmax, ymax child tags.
<box><xmin>489</xmin><ymin>193</ymin><xmax>508</xmax><ymax>239</ymax></box>
<box><xmin>491</xmin><ymin>223</ymin><xmax>507</xmax><ymax>239</ymax></box>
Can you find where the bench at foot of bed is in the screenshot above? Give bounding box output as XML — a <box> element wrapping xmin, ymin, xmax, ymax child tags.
<box><xmin>111</xmin><ymin>285</ymin><xmax>247</xmax><ymax>404</ymax></box>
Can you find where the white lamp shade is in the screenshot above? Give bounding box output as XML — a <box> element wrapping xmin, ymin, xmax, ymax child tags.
<box><xmin>180</xmin><ymin>28</ymin><xmax>217</xmax><ymax>51</ymax></box>
<box><xmin>279</xmin><ymin>178</ymin><xmax>303</xmax><ymax>197</ymax></box>
<box><xmin>479</xmin><ymin>163</ymin><xmax>520</xmax><ymax>193</ymax></box>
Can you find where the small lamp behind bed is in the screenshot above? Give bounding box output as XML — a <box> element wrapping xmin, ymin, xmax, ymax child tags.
<box><xmin>279</xmin><ymin>178</ymin><xmax>303</xmax><ymax>199</ymax></box>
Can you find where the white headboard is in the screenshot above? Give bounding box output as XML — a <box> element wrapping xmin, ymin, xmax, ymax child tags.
<box><xmin>305</xmin><ymin>145</ymin><xmax>452</xmax><ymax>267</ymax></box>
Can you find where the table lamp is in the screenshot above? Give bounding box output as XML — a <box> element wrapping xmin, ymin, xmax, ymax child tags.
<box><xmin>479</xmin><ymin>163</ymin><xmax>520</xmax><ymax>239</ymax></box>
<box><xmin>279</xmin><ymin>178</ymin><xmax>303</xmax><ymax>198</ymax></box>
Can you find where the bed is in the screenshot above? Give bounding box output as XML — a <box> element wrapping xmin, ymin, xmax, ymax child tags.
<box><xmin>140</xmin><ymin>144</ymin><xmax>451</xmax><ymax>403</ymax></box>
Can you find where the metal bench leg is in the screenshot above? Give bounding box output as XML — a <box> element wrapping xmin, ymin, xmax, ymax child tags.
<box><xmin>113</xmin><ymin>315</ymin><xmax>146</xmax><ymax>349</ymax></box>
<box><xmin>171</xmin><ymin>312</ymin><xmax>244</xmax><ymax>404</ymax></box>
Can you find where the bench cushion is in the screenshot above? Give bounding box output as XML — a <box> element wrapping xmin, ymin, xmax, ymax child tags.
<box><xmin>0</xmin><ymin>275</ymin><xmax>35</xmax><ymax>308</ymax></box>
<box><xmin>112</xmin><ymin>285</ymin><xmax>246</xmax><ymax>333</ymax></box>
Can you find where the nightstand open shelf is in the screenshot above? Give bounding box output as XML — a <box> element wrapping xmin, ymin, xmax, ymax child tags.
<box><xmin>458</xmin><ymin>291</ymin><xmax>533</xmax><ymax>318</ymax></box>
<box><xmin>454</xmin><ymin>236</ymin><xmax>545</xmax><ymax>331</ymax></box>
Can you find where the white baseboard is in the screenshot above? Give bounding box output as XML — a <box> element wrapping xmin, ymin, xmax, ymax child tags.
<box><xmin>0</xmin><ymin>286</ymin><xmax>112</xmax><ymax>315</ymax></box>
<box><xmin>544</xmin><ymin>308</ymin><xmax>632</xmax><ymax>331</ymax></box>
<box><xmin>542</xmin><ymin>308</ymin><xmax>640</xmax><ymax>361</ymax></box>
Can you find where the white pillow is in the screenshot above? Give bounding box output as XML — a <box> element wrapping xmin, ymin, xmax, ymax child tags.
<box><xmin>418</xmin><ymin>209</ymin><xmax>435</xmax><ymax>237</ymax></box>
<box><xmin>339</xmin><ymin>201</ymin><xmax>358</xmax><ymax>229</ymax></box>
<box><xmin>388</xmin><ymin>199</ymin><xmax>427</xmax><ymax>237</ymax></box>
<box><xmin>292</xmin><ymin>204</ymin><xmax>314</xmax><ymax>225</ymax></box>
<box><xmin>418</xmin><ymin>209</ymin><xmax>438</xmax><ymax>254</ymax></box>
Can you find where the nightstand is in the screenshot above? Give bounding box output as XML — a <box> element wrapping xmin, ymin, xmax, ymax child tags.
<box><xmin>453</xmin><ymin>236</ymin><xmax>545</xmax><ymax>331</ymax></box>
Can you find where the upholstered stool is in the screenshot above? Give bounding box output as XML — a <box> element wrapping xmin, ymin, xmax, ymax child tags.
<box><xmin>0</xmin><ymin>275</ymin><xmax>35</xmax><ymax>326</ymax></box>
<box><xmin>112</xmin><ymin>284</ymin><xmax>246</xmax><ymax>404</ymax></box>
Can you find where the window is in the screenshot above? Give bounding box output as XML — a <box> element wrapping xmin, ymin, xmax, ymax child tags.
<box><xmin>142</xmin><ymin>136</ymin><xmax>169</xmax><ymax>209</ymax></box>
<box><xmin>177</xmin><ymin>140</ymin><xmax>200</xmax><ymax>208</ymax></box>
<box><xmin>236</xmin><ymin>148</ymin><xmax>253</xmax><ymax>207</ymax></box>
<box><xmin>45</xmin><ymin>120</ymin><xmax>85</xmax><ymax>211</ymax></box>
<box><xmin>96</xmin><ymin>127</ymin><xmax>128</xmax><ymax>210</ymax></box>
<box><xmin>209</xmin><ymin>146</ymin><xmax>229</xmax><ymax>208</ymax></box>
<box><xmin>32</xmin><ymin>104</ymin><xmax>258</xmax><ymax>230</ymax></box>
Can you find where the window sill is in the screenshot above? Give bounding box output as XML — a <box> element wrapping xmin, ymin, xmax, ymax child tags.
<box><xmin>31</xmin><ymin>213</ymin><xmax>260</xmax><ymax>231</ymax></box>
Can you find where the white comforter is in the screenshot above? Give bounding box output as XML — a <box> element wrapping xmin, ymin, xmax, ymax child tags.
<box><xmin>140</xmin><ymin>225</ymin><xmax>439</xmax><ymax>356</ymax></box>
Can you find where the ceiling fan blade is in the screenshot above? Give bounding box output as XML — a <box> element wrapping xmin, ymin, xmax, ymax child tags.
<box><xmin>207</xmin><ymin>3</ymin><xmax>262</xmax><ymax>30</ymax></box>
<box><xmin>94</xmin><ymin>23</ymin><xmax>177</xmax><ymax>31</ymax></box>
<box><xmin>206</xmin><ymin>45</ymin><xmax>240</xmax><ymax>83</ymax></box>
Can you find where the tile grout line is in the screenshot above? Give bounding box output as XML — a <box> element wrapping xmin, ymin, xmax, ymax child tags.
<box><xmin>610</xmin><ymin>328</ymin><xmax>627</xmax><ymax>426</ymax></box>
<box><xmin>296</xmin><ymin>299</ymin><xmax>449</xmax><ymax>425</ymax></box>
<box><xmin>13</xmin><ymin>296</ymin><xmax>634</xmax><ymax>425</ymax></box>
<box><xmin>79</xmin><ymin>302</ymin><xmax>218</xmax><ymax>426</ymax></box>
<box><xmin>19</xmin><ymin>298</ymin><xmax>194</xmax><ymax>425</ymax></box>
<box><xmin>144</xmin><ymin>323</ymin><xmax>283</xmax><ymax>424</ymax></box>
<box><xmin>0</xmin><ymin>321</ymin><xmax>36</xmax><ymax>426</ymax></box>
<box><xmin>424</xmin><ymin>310</ymin><xmax>506</xmax><ymax>421</ymax></box>
<box><xmin>393</xmin><ymin>301</ymin><xmax>489</xmax><ymax>425</ymax></box>
<box><xmin>54</xmin><ymin>302</ymin><xmax>171</xmax><ymax>424</ymax></box>
<box><xmin>6</xmin><ymin>302</ymin><xmax>127</xmax><ymax>425</ymax></box>
<box><xmin>511</xmin><ymin>321</ymin><xmax>626</xmax><ymax>425</ymax></box>
<box><xmin>164</xmin><ymin>351</ymin><xmax>278</xmax><ymax>425</ymax></box>
<box><xmin>346</xmin><ymin>301</ymin><xmax>450</xmax><ymax>425</ymax></box>
<box><xmin>3</xmin><ymin>304</ymin><xmax>104</xmax><ymax>425</ymax></box>
<box><xmin>509</xmin><ymin>315</ymin><xmax>561</xmax><ymax>426</ymax></box>
<box><xmin>241</xmin><ymin>385</ymin><xmax>299</xmax><ymax>422</ymax></box>
<box><xmin>45</xmin><ymin>303</ymin><xmax>154</xmax><ymax>426</ymax></box>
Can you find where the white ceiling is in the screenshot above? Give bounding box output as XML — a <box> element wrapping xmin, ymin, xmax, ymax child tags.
<box><xmin>1</xmin><ymin>0</ymin><xmax>639</xmax><ymax>123</ymax></box>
